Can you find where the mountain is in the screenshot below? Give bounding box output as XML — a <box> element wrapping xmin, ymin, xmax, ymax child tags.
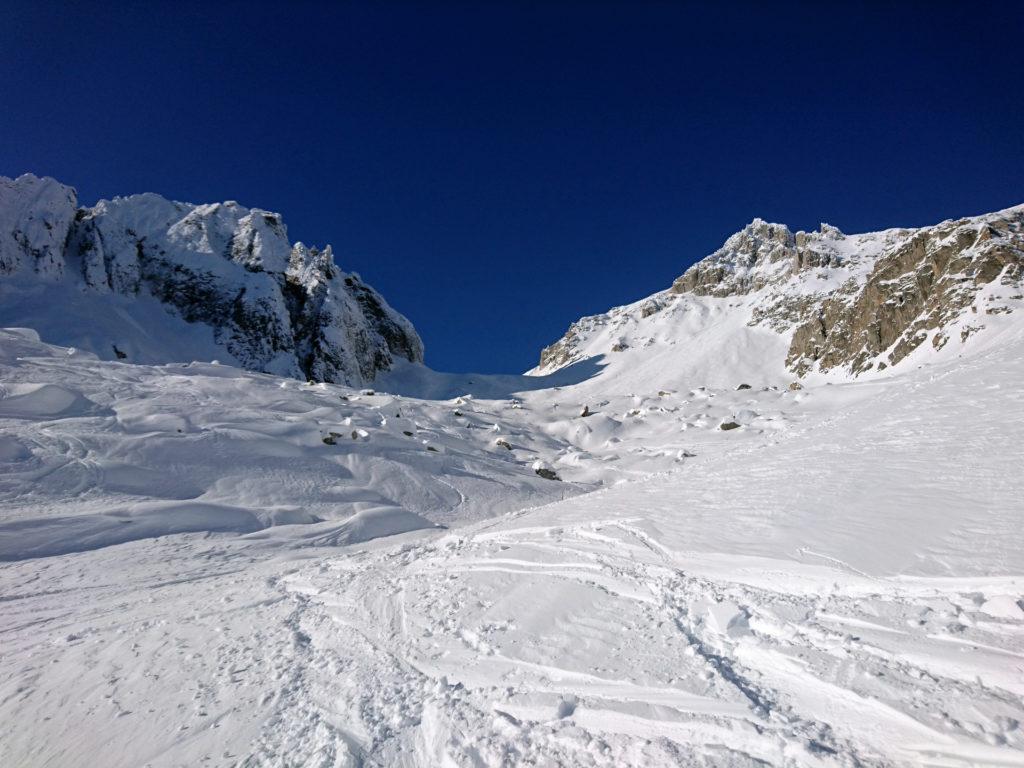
<box><xmin>2</xmin><ymin>193</ymin><xmax>1024</xmax><ymax>767</ymax></box>
<box><xmin>536</xmin><ymin>206</ymin><xmax>1024</xmax><ymax>384</ymax></box>
<box><xmin>0</xmin><ymin>174</ymin><xmax>423</xmax><ymax>386</ymax></box>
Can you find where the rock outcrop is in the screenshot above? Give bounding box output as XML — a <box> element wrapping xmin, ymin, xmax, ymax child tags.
<box><xmin>0</xmin><ymin>174</ymin><xmax>423</xmax><ymax>385</ymax></box>
<box><xmin>784</xmin><ymin>213</ymin><xmax>1023</xmax><ymax>374</ymax></box>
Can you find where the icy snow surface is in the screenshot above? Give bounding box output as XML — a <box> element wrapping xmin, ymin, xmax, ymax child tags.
<box><xmin>1</xmin><ymin>302</ymin><xmax>1023</xmax><ymax>766</ymax></box>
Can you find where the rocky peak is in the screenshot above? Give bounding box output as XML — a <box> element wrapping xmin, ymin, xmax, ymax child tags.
<box><xmin>537</xmin><ymin>203</ymin><xmax>1024</xmax><ymax>381</ymax></box>
<box><xmin>0</xmin><ymin>174</ymin><xmax>78</xmax><ymax>278</ymax></box>
<box><xmin>816</xmin><ymin>222</ymin><xmax>844</xmax><ymax>239</ymax></box>
<box><xmin>288</xmin><ymin>242</ymin><xmax>336</xmax><ymax>287</ymax></box>
<box><xmin>671</xmin><ymin>217</ymin><xmax>851</xmax><ymax>297</ymax></box>
<box><xmin>0</xmin><ymin>174</ymin><xmax>424</xmax><ymax>386</ymax></box>
<box><xmin>226</xmin><ymin>209</ymin><xmax>292</xmax><ymax>274</ymax></box>
<box><xmin>724</xmin><ymin>217</ymin><xmax>796</xmax><ymax>260</ymax></box>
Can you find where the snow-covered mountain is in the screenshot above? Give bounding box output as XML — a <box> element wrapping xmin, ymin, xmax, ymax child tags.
<box><xmin>0</xmin><ymin>174</ymin><xmax>423</xmax><ymax>386</ymax></box>
<box><xmin>2</xmin><ymin>190</ymin><xmax>1023</xmax><ymax>768</ymax></box>
<box><xmin>536</xmin><ymin>206</ymin><xmax>1024</xmax><ymax>385</ymax></box>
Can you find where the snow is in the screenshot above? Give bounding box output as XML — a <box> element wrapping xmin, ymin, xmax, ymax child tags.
<box><xmin>2</xmin><ymin>191</ymin><xmax>1024</xmax><ymax>765</ymax></box>
<box><xmin>1</xmin><ymin>305</ymin><xmax>1022</xmax><ymax>766</ymax></box>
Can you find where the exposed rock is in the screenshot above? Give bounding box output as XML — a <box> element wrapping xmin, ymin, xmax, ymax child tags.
<box><xmin>640</xmin><ymin>300</ymin><xmax>663</xmax><ymax>318</ymax></box>
<box><xmin>671</xmin><ymin>218</ymin><xmax>804</xmax><ymax>297</ymax></box>
<box><xmin>538</xmin><ymin>327</ymin><xmax>582</xmax><ymax>371</ymax></box>
<box><xmin>677</xmin><ymin>212</ymin><xmax>1024</xmax><ymax>377</ymax></box>
<box><xmin>719</xmin><ymin>421</ymin><xmax>741</xmax><ymax>431</ymax></box>
<box><xmin>785</xmin><ymin>215</ymin><xmax>1024</xmax><ymax>375</ymax></box>
<box><xmin>579</xmin><ymin>405</ymin><xmax>592</xmax><ymax>417</ymax></box>
<box><xmin>736</xmin><ymin>383</ymin><xmax>751</xmax><ymax>390</ymax></box>
<box><xmin>534</xmin><ymin>467</ymin><xmax>561</xmax><ymax>481</ymax></box>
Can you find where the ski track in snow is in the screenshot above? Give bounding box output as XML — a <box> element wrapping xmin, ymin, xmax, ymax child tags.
<box><xmin>1</xmin><ymin>324</ymin><xmax>1024</xmax><ymax>767</ymax></box>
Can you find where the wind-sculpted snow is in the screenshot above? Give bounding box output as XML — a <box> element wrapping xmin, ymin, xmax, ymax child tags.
<box><xmin>0</xmin><ymin>329</ymin><xmax>580</xmax><ymax>559</ymax></box>
<box><xmin>0</xmin><ymin>174</ymin><xmax>423</xmax><ymax>386</ymax></box>
<box><xmin>0</xmin><ymin>502</ymin><xmax>263</xmax><ymax>560</ymax></box>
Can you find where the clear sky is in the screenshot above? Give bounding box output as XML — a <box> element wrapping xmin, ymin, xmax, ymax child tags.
<box><xmin>3</xmin><ymin>1</ymin><xmax>1023</xmax><ymax>373</ymax></box>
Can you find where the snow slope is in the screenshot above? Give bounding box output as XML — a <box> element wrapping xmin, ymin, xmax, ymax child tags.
<box><xmin>2</xmin><ymin>308</ymin><xmax>1023</xmax><ymax>766</ymax></box>
<box><xmin>1</xmin><ymin>200</ymin><xmax>1023</xmax><ymax>767</ymax></box>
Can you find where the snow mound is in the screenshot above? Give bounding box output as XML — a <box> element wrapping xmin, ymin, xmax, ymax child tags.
<box><xmin>0</xmin><ymin>502</ymin><xmax>262</xmax><ymax>560</ymax></box>
<box><xmin>249</xmin><ymin>505</ymin><xmax>439</xmax><ymax>548</ymax></box>
<box><xmin>0</xmin><ymin>383</ymin><xmax>105</xmax><ymax>419</ymax></box>
<box><xmin>0</xmin><ymin>328</ymin><xmax>581</xmax><ymax>559</ymax></box>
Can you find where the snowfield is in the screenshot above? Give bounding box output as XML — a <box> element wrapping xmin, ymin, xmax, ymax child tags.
<box><xmin>2</xmin><ymin>311</ymin><xmax>1023</xmax><ymax>767</ymax></box>
<box><xmin>2</xmin><ymin>186</ymin><xmax>1024</xmax><ymax>767</ymax></box>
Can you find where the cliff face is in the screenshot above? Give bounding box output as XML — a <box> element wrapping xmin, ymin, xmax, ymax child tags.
<box><xmin>537</xmin><ymin>206</ymin><xmax>1024</xmax><ymax>379</ymax></box>
<box><xmin>781</xmin><ymin>213</ymin><xmax>1023</xmax><ymax>375</ymax></box>
<box><xmin>0</xmin><ymin>174</ymin><xmax>423</xmax><ymax>386</ymax></box>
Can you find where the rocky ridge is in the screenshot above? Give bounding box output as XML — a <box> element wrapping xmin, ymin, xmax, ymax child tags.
<box><xmin>537</xmin><ymin>205</ymin><xmax>1024</xmax><ymax>378</ymax></box>
<box><xmin>0</xmin><ymin>174</ymin><xmax>423</xmax><ymax>385</ymax></box>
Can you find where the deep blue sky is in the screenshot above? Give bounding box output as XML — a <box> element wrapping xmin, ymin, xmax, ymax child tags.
<box><xmin>3</xmin><ymin>2</ymin><xmax>1023</xmax><ymax>373</ymax></box>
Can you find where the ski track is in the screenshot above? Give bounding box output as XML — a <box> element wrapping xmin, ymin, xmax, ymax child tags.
<box><xmin>262</xmin><ymin>516</ymin><xmax>1022</xmax><ymax>768</ymax></box>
